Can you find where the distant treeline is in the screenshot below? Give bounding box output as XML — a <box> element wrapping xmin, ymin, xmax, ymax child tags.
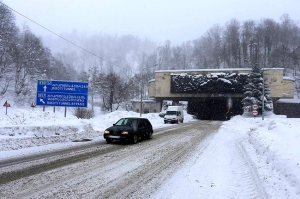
<box><xmin>141</xmin><ymin>14</ymin><xmax>300</xmax><ymax>97</ymax></box>
<box><xmin>145</xmin><ymin>14</ymin><xmax>300</xmax><ymax>76</ymax></box>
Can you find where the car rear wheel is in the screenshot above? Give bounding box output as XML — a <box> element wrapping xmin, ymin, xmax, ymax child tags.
<box><xmin>106</xmin><ymin>138</ymin><xmax>113</xmax><ymax>144</ymax></box>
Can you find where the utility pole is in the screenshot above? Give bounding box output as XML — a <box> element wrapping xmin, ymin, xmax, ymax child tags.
<box><xmin>140</xmin><ymin>63</ymin><xmax>158</xmax><ymax>117</ymax></box>
<box><xmin>140</xmin><ymin>75</ymin><xmax>143</xmax><ymax>117</ymax></box>
<box><xmin>92</xmin><ymin>88</ymin><xmax>94</xmax><ymax>112</ymax></box>
<box><xmin>262</xmin><ymin>68</ymin><xmax>265</xmax><ymax>120</ymax></box>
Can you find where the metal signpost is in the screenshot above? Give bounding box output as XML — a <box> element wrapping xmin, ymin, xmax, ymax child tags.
<box><xmin>36</xmin><ymin>80</ymin><xmax>89</xmax><ymax>116</ymax></box>
<box><xmin>3</xmin><ymin>100</ymin><xmax>10</xmax><ymax>115</ymax></box>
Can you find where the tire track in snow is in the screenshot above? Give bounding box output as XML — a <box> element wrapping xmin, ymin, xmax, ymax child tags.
<box><xmin>96</xmin><ymin>122</ymin><xmax>220</xmax><ymax>199</ymax></box>
<box><xmin>0</xmin><ymin>121</ymin><xmax>217</xmax><ymax>198</ymax></box>
<box><xmin>235</xmin><ymin>139</ymin><xmax>269</xmax><ymax>199</ymax></box>
<box><xmin>153</xmin><ymin>122</ymin><xmax>266</xmax><ymax>199</ymax></box>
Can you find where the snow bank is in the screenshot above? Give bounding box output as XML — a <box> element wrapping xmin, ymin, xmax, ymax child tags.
<box><xmin>0</xmin><ymin>108</ymin><xmax>194</xmax><ymax>151</ymax></box>
<box><xmin>231</xmin><ymin>116</ymin><xmax>300</xmax><ymax>198</ymax></box>
<box><xmin>0</xmin><ymin>124</ymin><xmax>97</xmax><ymax>151</ymax></box>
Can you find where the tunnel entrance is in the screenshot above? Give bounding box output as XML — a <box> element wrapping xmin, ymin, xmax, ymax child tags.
<box><xmin>187</xmin><ymin>97</ymin><xmax>244</xmax><ymax>120</ymax></box>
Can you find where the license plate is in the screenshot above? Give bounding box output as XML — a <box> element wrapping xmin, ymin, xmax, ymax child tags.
<box><xmin>109</xmin><ymin>135</ymin><xmax>120</xmax><ymax>138</ymax></box>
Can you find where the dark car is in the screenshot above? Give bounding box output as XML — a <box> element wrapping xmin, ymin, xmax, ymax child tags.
<box><xmin>158</xmin><ymin>112</ymin><xmax>166</xmax><ymax>118</ymax></box>
<box><xmin>103</xmin><ymin>117</ymin><xmax>153</xmax><ymax>144</ymax></box>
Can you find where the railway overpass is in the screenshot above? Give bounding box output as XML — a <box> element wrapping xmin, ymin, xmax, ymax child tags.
<box><xmin>148</xmin><ymin>68</ymin><xmax>294</xmax><ymax>120</ymax></box>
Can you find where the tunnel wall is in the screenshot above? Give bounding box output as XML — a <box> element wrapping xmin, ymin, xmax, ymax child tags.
<box><xmin>187</xmin><ymin>97</ymin><xmax>244</xmax><ymax>120</ymax></box>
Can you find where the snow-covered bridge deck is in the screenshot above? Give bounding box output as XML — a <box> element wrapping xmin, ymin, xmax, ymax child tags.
<box><xmin>149</xmin><ymin>68</ymin><xmax>293</xmax><ymax>100</ymax></box>
<box><xmin>148</xmin><ymin>68</ymin><xmax>294</xmax><ymax>120</ymax></box>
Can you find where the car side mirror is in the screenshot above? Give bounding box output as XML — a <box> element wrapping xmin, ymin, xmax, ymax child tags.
<box><xmin>113</xmin><ymin>123</ymin><xmax>116</xmax><ymax>126</ymax></box>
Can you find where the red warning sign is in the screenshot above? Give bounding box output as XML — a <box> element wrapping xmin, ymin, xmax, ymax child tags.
<box><xmin>3</xmin><ymin>100</ymin><xmax>10</xmax><ymax>107</ymax></box>
<box><xmin>252</xmin><ymin>110</ymin><xmax>258</xmax><ymax>116</ymax></box>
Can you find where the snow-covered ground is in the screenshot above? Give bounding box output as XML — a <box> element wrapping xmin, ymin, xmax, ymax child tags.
<box><xmin>154</xmin><ymin>114</ymin><xmax>300</xmax><ymax>198</ymax></box>
<box><xmin>0</xmin><ymin>106</ymin><xmax>299</xmax><ymax>198</ymax></box>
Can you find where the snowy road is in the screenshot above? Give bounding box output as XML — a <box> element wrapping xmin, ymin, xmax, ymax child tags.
<box><xmin>0</xmin><ymin>120</ymin><xmax>268</xmax><ymax>199</ymax></box>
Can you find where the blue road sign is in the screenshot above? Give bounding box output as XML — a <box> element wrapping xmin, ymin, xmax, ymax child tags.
<box><xmin>36</xmin><ymin>80</ymin><xmax>89</xmax><ymax>107</ymax></box>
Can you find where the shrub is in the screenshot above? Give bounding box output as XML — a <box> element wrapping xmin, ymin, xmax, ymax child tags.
<box><xmin>74</xmin><ymin>108</ymin><xmax>94</xmax><ymax>119</ymax></box>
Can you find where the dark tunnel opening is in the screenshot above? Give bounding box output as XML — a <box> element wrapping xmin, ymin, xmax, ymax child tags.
<box><xmin>187</xmin><ymin>97</ymin><xmax>244</xmax><ymax>121</ymax></box>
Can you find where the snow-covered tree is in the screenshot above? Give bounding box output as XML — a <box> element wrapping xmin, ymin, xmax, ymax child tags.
<box><xmin>242</xmin><ymin>70</ymin><xmax>273</xmax><ymax>115</ymax></box>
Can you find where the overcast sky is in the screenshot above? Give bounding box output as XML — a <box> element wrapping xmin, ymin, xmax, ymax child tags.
<box><xmin>3</xmin><ymin>0</ymin><xmax>300</xmax><ymax>44</ymax></box>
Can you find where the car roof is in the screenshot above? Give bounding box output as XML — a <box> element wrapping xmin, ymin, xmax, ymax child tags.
<box><xmin>121</xmin><ymin>117</ymin><xmax>148</xmax><ymax>119</ymax></box>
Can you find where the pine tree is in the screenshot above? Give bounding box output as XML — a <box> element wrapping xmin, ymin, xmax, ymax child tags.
<box><xmin>242</xmin><ymin>69</ymin><xmax>273</xmax><ymax>115</ymax></box>
<box><xmin>242</xmin><ymin>45</ymin><xmax>273</xmax><ymax>115</ymax></box>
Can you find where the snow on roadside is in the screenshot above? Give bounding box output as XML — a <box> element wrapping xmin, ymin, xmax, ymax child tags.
<box><xmin>0</xmin><ymin>107</ymin><xmax>193</xmax><ymax>151</ymax></box>
<box><xmin>153</xmin><ymin>115</ymin><xmax>300</xmax><ymax>198</ymax></box>
<box><xmin>154</xmin><ymin>119</ymin><xmax>262</xmax><ymax>198</ymax></box>
<box><xmin>233</xmin><ymin>116</ymin><xmax>300</xmax><ymax>198</ymax></box>
<box><xmin>0</xmin><ymin>107</ymin><xmax>97</xmax><ymax>151</ymax></box>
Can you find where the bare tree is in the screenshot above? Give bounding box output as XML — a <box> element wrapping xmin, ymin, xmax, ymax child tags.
<box><xmin>12</xmin><ymin>27</ymin><xmax>48</xmax><ymax>94</ymax></box>
<box><xmin>223</xmin><ymin>18</ymin><xmax>241</xmax><ymax>68</ymax></box>
<box><xmin>181</xmin><ymin>41</ymin><xmax>194</xmax><ymax>69</ymax></box>
<box><xmin>97</xmin><ymin>72</ymin><xmax>132</xmax><ymax>112</ymax></box>
<box><xmin>241</xmin><ymin>20</ymin><xmax>256</xmax><ymax>68</ymax></box>
<box><xmin>0</xmin><ymin>3</ymin><xmax>18</xmax><ymax>95</ymax></box>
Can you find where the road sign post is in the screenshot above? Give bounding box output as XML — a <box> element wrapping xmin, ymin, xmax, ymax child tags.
<box><xmin>3</xmin><ymin>100</ymin><xmax>10</xmax><ymax>115</ymax></box>
<box><xmin>252</xmin><ymin>104</ymin><xmax>258</xmax><ymax>118</ymax></box>
<box><xmin>36</xmin><ymin>80</ymin><xmax>89</xmax><ymax>115</ymax></box>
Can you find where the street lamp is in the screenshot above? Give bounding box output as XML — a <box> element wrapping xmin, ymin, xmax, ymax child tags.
<box><xmin>140</xmin><ymin>63</ymin><xmax>158</xmax><ymax>117</ymax></box>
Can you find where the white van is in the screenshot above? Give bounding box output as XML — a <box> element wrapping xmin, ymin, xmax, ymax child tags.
<box><xmin>164</xmin><ymin>106</ymin><xmax>184</xmax><ymax>124</ymax></box>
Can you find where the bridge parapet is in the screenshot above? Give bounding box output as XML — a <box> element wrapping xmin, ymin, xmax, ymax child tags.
<box><xmin>149</xmin><ymin>68</ymin><xmax>294</xmax><ymax>99</ymax></box>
